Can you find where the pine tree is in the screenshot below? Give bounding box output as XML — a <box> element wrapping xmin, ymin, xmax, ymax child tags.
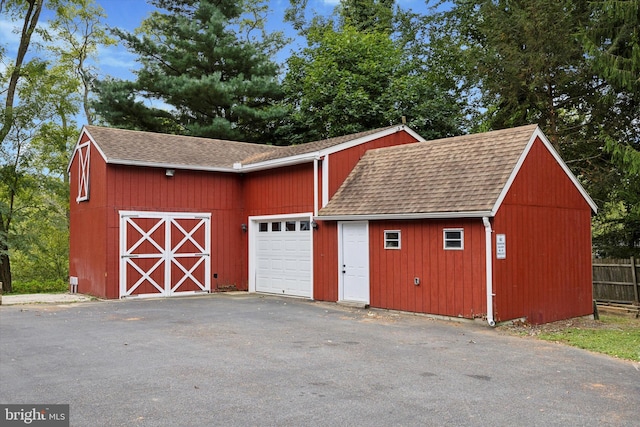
<box><xmin>93</xmin><ymin>0</ymin><xmax>285</xmax><ymax>142</ymax></box>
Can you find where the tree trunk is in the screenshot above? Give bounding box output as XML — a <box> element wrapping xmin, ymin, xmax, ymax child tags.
<box><xmin>0</xmin><ymin>0</ymin><xmax>43</xmax><ymax>145</ymax></box>
<box><xmin>0</xmin><ymin>249</ymin><xmax>11</xmax><ymax>294</ymax></box>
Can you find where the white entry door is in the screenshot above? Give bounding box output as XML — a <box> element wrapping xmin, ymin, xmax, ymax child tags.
<box><xmin>340</xmin><ymin>222</ymin><xmax>369</xmax><ymax>303</ymax></box>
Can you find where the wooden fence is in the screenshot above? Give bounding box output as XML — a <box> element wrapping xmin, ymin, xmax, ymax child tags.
<box><xmin>592</xmin><ymin>257</ymin><xmax>639</xmax><ymax>304</ymax></box>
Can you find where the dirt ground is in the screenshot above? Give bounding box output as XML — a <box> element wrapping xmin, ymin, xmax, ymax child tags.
<box><xmin>497</xmin><ymin>306</ymin><xmax>640</xmax><ymax>336</ymax></box>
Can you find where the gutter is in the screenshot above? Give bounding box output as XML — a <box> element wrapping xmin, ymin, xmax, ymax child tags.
<box><xmin>316</xmin><ymin>211</ymin><xmax>494</xmax><ymax>221</ymax></box>
<box><xmin>482</xmin><ymin>216</ymin><xmax>496</xmax><ymax>327</ymax></box>
<box><xmin>234</xmin><ymin>152</ymin><xmax>320</xmax><ymax>172</ymax></box>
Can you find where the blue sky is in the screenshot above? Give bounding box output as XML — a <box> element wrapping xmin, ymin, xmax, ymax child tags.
<box><xmin>92</xmin><ymin>0</ymin><xmax>430</xmax><ymax>81</ymax></box>
<box><xmin>0</xmin><ymin>1</ymin><xmax>430</xmax><ymax>82</ymax></box>
<box><xmin>94</xmin><ymin>0</ymin><xmax>339</xmax><ymax>80</ymax></box>
<box><xmin>0</xmin><ymin>0</ymin><xmax>431</xmax><ymax>122</ymax></box>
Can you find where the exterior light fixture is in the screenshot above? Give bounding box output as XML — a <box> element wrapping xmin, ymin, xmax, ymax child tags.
<box><xmin>311</xmin><ymin>221</ymin><xmax>318</xmax><ymax>230</ymax></box>
<box><xmin>165</xmin><ymin>169</ymin><xmax>175</xmax><ymax>177</ymax></box>
<box><xmin>241</xmin><ymin>223</ymin><xmax>247</xmax><ymax>232</ymax></box>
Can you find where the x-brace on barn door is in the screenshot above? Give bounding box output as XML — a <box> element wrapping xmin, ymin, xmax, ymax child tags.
<box><xmin>119</xmin><ymin>211</ymin><xmax>211</xmax><ymax>298</ymax></box>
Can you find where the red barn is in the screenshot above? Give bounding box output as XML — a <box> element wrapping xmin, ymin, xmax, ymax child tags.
<box><xmin>68</xmin><ymin>124</ymin><xmax>596</xmax><ymax>324</ymax></box>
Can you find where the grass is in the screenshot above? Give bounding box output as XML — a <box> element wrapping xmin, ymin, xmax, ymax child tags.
<box><xmin>8</xmin><ymin>279</ymin><xmax>69</xmax><ymax>295</ymax></box>
<box><xmin>537</xmin><ymin>315</ymin><xmax>640</xmax><ymax>362</ymax></box>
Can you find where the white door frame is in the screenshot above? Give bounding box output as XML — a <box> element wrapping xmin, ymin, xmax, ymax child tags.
<box><xmin>119</xmin><ymin>211</ymin><xmax>211</xmax><ymax>298</ymax></box>
<box><xmin>338</xmin><ymin>221</ymin><xmax>370</xmax><ymax>304</ymax></box>
<box><xmin>248</xmin><ymin>212</ymin><xmax>314</xmax><ymax>297</ymax></box>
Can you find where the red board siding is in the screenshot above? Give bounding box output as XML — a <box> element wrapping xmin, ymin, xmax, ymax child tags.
<box><xmin>492</xmin><ymin>137</ymin><xmax>593</xmax><ymax>324</ymax></box>
<box><xmin>107</xmin><ymin>166</ymin><xmax>246</xmax><ymax>296</ymax></box>
<box><xmin>243</xmin><ymin>163</ymin><xmax>315</xmax><ymax>216</ymax></box>
<box><xmin>369</xmin><ymin>220</ymin><xmax>486</xmax><ymax>319</ymax></box>
<box><xmin>70</xmin><ymin>145</ymin><xmax>248</xmax><ymax>298</ymax></box>
<box><xmin>327</xmin><ymin>132</ymin><xmax>419</xmax><ymax>200</ymax></box>
<box><xmin>313</xmin><ymin>222</ymin><xmax>339</xmax><ymax>301</ymax></box>
<box><xmin>69</xmin><ymin>136</ymin><xmax>110</xmax><ymax>297</ymax></box>
<box><xmin>69</xmin><ymin>128</ymin><xmax>425</xmax><ymax>300</ymax></box>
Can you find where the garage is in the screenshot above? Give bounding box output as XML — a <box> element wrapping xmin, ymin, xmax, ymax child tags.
<box><xmin>252</xmin><ymin>217</ymin><xmax>312</xmax><ymax>298</ymax></box>
<box><xmin>120</xmin><ymin>211</ymin><xmax>211</xmax><ymax>298</ymax></box>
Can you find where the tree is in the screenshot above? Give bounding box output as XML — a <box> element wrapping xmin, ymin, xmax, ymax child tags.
<box><xmin>48</xmin><ymin>0</ymin><xmax>116</xmax><ymax>125</ymax></box>
<box><xmin>93</xmin><ymin>0</ymin><xmax>286</xmax><ymax>143</ymax></box>
<box><xmin>582</xmin><ymin>0</ymin><xmax>640</xmax><ymax>256</ymax></box>
<box><xmin>0</xmin><ymin>0</ymin><xmax>44</xmax><ymax>292</ymax></box>
<box><xmin>429</xmin><ymin>0</ymin><xmax>640</xmax><ymax>256</ymax></box>
<box><xmin>583</xmin><ymin>0</ymin><xmax>640</xmax><ymax>92</ymax></box>
<box><xmin>278</xmin><ymin>0</ymin><xmax>465</xmax><ymax>143</ymax></box>
<box><xmin>279</xmin><ymin>25</ymin><xmax>401</xmax><ymax>143</ymax></box>
<box><xmin>1</xmin><ymin>0</ymin><xmax>110</xmax><ymax>292</ymax></box>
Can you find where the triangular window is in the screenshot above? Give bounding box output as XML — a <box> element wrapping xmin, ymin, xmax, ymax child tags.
<box><xmin>76</xmin><ymin>141</ymin><xmax>90</xmax><ymax>202</ymax></box>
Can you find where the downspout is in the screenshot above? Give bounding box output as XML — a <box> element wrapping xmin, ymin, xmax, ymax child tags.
<box><xmin>313</xmin><ymin>157</ymin><xmax>319</xmax><ymax>216</ymax></box>
<box><xmin>482</xmin><ymin>217</ymin><xmax>496</xmax><ymax>327</ymax></box>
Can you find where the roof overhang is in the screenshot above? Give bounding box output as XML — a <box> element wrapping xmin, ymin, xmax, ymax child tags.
<box><xmin>315</xmin><ymin>211</ymin><xmax>494</xmax><ymax>221</ymax></box>
<box><xmin>105</xmin><ymin>159</ymin><xmax>238</xmax><ymax>173</ymax></box>
<box><xmin>317</xmin><ymin>125</ymin><xmax>426</xmax><ymax>157</ymax></box>
<box><xmin>234</xmin><ymin>151</ymin><xmax>321</xmax><ymax>172</ymax></box>
<box><xmin>234</xmin><ymin>124</ymin><xmax>423</xmax><ymax>172</ymax></box>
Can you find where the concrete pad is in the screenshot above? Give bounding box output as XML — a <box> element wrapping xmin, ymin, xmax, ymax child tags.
<box><xmin>0</xmin><ymin>293</ymin><xmax>95</xmax><ymax>306</ymax></box>
<box><xmin>336</xmin><ymin>300</ymin><xmax>369</xmax><ymax>309</ymax></box>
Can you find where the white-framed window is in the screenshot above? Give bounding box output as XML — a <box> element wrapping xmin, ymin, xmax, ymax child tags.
<box><xmin>75</xmin><ymin>140</ymin><xmax>90</xmax><ymax>202</ymax></box>
<box><xmin>259</xmin><ymin>222</ymin><xmax>268</xmax><ymax>232</ymax></box>
<box><xmin>444</xmin><ymin>229</ymin><xmax>464</xmax><ymax>250</ymax></box>
<box><xmin>285</xmin><ymin>221</ymin><xmax>296</xmax><ymax>231</ymax></box>
<box><xmin>384</xmin><ymin>230</ymin><xmax>401</xmax><ymax>249</ymax></box>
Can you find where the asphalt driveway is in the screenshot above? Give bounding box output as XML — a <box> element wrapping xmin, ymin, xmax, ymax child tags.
<box><xmin>1</xmin><ymin>294</ymin><xmax>638</xmax><ymax>426</ymax></box>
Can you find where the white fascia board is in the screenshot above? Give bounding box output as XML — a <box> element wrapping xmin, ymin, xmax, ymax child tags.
<box><xmin>249</xmin><ymin>212</ymin><xmax>314</xmax><ymax>222</ymax></box>
<box><xmin>67</xmin><ymin>130</ymin><xmax>85</xmax><ymax>173</ymax></box>
<box><xmin>67</xmin><ymin>127</ymin><xmax>108</xmax><ymax>173</ymax></box>
<box><xmin>241</xmin><ymin>125</ymin><xmax>421</xmax><ymax>172</ymax></box>
<box><xmin>490</xmin><ymin>126</ymin><xmax>598</xmax><ymax>215</ymax></box>
<box><xmin>237</xmin><ymin>151</ymin><xmax>320</xmax><ymax>172</ymax></box>
<box><xmin>318</xmin><ymin>125</ymin><xmax>425</xmax><ymax>158</ymax></box>
<box><xmin>105</xmin><ymin>159</ymin><xmax>237</xmax><ymax>173</ymax></box>
<box><xmin>315</xmin><ymin>211</ymin><xmax>493</xmax><ymax>221</ymax></box>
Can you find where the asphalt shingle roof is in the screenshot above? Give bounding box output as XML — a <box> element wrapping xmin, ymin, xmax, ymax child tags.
<box><xmin>318</xmin><ymin>124</ymin><xmax>539</xmax><ymax>216</ymax></box>
<box><xmin>83</xmin><ymin>126</ymin><xmax>278</xmax><ymax>169</ymax></box>
<box><xmin>83</xmin><ymin>125</ymin><xmax>399</xmax><ymax>169</ymax></box>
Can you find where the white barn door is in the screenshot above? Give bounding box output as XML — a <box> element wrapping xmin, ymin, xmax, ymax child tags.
<box><xmin>120</xmin><ymin>211</ymin><xmax>211</xmax><ymax>298</ymax></box>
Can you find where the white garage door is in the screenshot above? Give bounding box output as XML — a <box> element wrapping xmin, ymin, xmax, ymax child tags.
<box><xmin>255</xmin><ymin>218</ymin><xmax>312</xmax><ymax>298</ymax></box>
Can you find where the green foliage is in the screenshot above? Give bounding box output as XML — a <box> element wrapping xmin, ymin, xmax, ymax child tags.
<box><xmin>437</xmin><ymin>0</ymin><xmax>592</xmax><ymax>137</ymax></box>
<box><xmin>10</xmin><ymin>279</ymin><xmax>68</xmax><ymax>294</ymax></box>
<box><xmin>1</xmin><ymin>0</ymin><xmax>110</xmax><ymax>292</ymax></box>
<box><xmin>94</xmin><ymin>0</ymin><xmax>287</xmax><ymax>142</ymax></box>
<box><xmin>432</xmin><ymin>0</ymin><xmax>640</xmax><ymax>257</ymax></box>
<box><xmin>338</xmin><ymin>0</ymin><xmax>394</xmax><ymax>33</ymax></box>
<box><xmin>279</xmin><ymin>25</ymin><xmax>400</xmax><ymax>142</ymax></box>
<box><xmin>538</xmin><ymin>315</ymin><xmax>640</xmax><ymax>361</ymax></box>
<box><xmin>582</xmin><ymin>0</ymin><xmax>640</xmax><ymax>92</ymax></box>
<box><xmin>278</xmin><ymin>0</ymin><xmax>465</xmax><ymax>143</ymax></box>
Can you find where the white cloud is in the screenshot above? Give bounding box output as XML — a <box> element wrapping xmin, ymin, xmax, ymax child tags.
<box><xmin>93</xmin><ymin>44</ymin><xmax>138</xmax><ymax>80</ymax></box>
<box><xmin>1</xmin><ymin>18</ymin><xmax>24</xmax><ymax>56</ymax></box>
